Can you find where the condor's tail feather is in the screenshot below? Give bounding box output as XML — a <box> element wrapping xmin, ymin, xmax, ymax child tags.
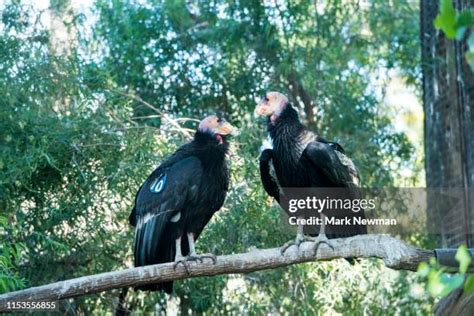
<box><xmin>133</xmin><ymin>215</ymin><xmax>175</xmax><ymax>293</ymax></box>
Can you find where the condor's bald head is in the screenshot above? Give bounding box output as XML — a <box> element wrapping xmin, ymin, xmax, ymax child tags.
<box><xmin>255</xmin><ymin>92</ymin><xmax>289</xmax><ymax>122</ymax></box>
<box><xmin>198</xmin><ymin>114</ymin><xmax>235</xmax><ymax>144</ymax></box>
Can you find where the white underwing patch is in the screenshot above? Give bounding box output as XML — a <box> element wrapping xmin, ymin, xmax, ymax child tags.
<box><xmin>137</xmin><ymin>212</ymin><xmax>156</xmax><ymax>229</ymax></box>
<box><xmin>297</xmin><ymin>132</ymin><xmax>317</xmax><ymax>159</ymax></box>
<box><xmin>260</xmin><ymin>136</ymin><xmax>274</xmax><ymax>152</ymax></box>
<box><xmin>170</xmin><ymin>212</ymin><xmax>181</xmax><ymax>223</ymax></box>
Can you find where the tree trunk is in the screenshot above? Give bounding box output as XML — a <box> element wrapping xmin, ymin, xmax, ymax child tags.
<box><xmin>49</xmin><ymin>0</ymin><xmax>77</xmax><ymax>56</ymax></box>
<box><xmin>421</xmin><ymin>0</ymin><xmax>474</xmax><ymax>248</ymax></box>
<box><xmin>421</xmin><ymin>0</ymin><xmax>474</xmax><ymax>314</ymax></box>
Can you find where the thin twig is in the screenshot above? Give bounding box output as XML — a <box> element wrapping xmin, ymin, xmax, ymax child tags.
<box><xmin>116</xmin><ymin>91</ymin><xmax>194</xmax><ymax>139</ymax></box>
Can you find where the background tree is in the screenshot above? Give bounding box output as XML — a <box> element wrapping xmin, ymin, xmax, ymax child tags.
<box><xmin>422</xmin><ymin>0</ymin><xmax>474</xmax><ymax>247</ymax></box>
<box><xmin>0</xmin><ymin>0</ymin><xmax>433</xmax><ymax>314</ymax></box>
<box><xmin>421</xmin><ymin>0</ymin><xmax>474</xmax><ymax>314</ymax></box>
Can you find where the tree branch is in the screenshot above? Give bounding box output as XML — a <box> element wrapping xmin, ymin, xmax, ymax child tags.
<box><xmin>0</xmin><ymin>235</ymin><xmax>434</xmax><ymax>309</ymax></box>
<box><xmin>287</xmin><ymin>73</ymin><xmax>316</xmax><ymax>126</ymax></box>
<box><xmin>115</xmin><ymin>90</ymin><xmax>196</xmax><ymax>139</ymax></box>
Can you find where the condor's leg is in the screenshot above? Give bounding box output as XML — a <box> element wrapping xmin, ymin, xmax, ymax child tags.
<box><xmin>280</xmin><ymin>219</ymin><xmax>315</xmax><ymax>255</ymax></box>
<box><xmin>311</xmin><ymin>213</ymin><xmax>334</xmax><ymax>256</ymax></box>
<box><xmin>174</xmin><ymin>236</ymin><xmax>184</xmax><ymax>261</ymax></box>
<box><xmin>185</xmin><ymin>232</ymin><xmax>217</xmax><ymax>263</ymax></box>
<box><xmin>173</xmin><ymin>236</ymin><xmax>191</xmax><ymax>274</ymax></box>
<box><xmin>173</xmin><ymin>233</ymin><xmax>216</xmax><ymax>274</ymax></box>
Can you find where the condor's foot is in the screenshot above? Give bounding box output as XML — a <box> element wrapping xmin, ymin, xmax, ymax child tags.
<box><xmin>280</xmin><ymin>235</ymin><xmax>316</xmax><ymax>255</ymax></box>
<box><xmin>173</xmin><ymin>253</ymin><xmax>217</xmax><ymax>275</ymax></box>
<box><xmin>311</xmin><ymin>234</ymin><xmax>334</xmax><ymax>256</ymax></box>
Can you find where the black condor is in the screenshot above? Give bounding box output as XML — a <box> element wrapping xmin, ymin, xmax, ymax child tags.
<box><xmin>255</xmin><ymin>92</ymin><xmax>367</xmax><ymax>255</ymax></box>
<box><xmin>129</xmin><ymin>115</ymin><xmax>234</xmax><ymax>293</ymax></box>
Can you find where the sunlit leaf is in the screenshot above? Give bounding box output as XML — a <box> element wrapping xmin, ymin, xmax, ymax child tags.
<box><xmin>418</xmin><ymin>262</ymin><xmax>430</xmax><ymax>277</ymax></box>
<box><xmin>434</xmin><ymin>0</ymin><xmax>457</xmax><ymax>38</ymax></box>
<box><xmin>439</xmin><ymin>274</ymin><xmax>464</xmax><ymax>296</ymax></box>
<box><xmin>464</xmin><ymin>275</ymin><xmax>474</xmax><ymax>293</ymax></box>
<box><xmin>456</xmin><ymin>245</ymin><xmax>471</xmax><ymax>274</ymax></box>
<box><xmin>427</xmin><ymin>271</ymin><xmax>445</xmax><ymax>296</ymax></box>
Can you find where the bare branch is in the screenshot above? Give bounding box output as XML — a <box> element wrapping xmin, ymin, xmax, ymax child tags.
<box><xmin>116</xmin><ymin>91</ymin><xmax>194</xmax><ymax>140</ymax></box>
<box><xmin>0</xmin><ymin>235</ymin><xmax>433</xmax><ymax>309</ymax></box>
<box><xmin>287</xmin><ymin>73</ymin><xmax>316</xmax><ymax>126</ymax></box>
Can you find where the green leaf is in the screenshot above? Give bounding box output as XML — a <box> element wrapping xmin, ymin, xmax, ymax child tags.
<box><xmin>427</xmin><ymin>271</ymin><xmax>445</xmax><ymax>296</ymax></box>
<box><xmin>0</xmin><ymin>216</ymin><xmax>7</xmax><ymax>228</ymax></box>
<box><xmin>439</xmin><ymin>274</ymin><xmax>465</xmax><ymax>296</ymax></box>
<box><xmin>456</xmin><ymin>10</ymin><xmax>473</xmax><ymax>28</ymax></box>
<box><xmin>456</xmin><ymin>245</ymin><xmax>472</xmax><ymax>274</ymax></box>
<box><xmin>417</xmin><ymin>262</ymin><xmax>430</xmax><ymax>277</ymax></box>
<box><xmin>464</xmin><ymin>275</ymin><xmax>474</xmax><ymax>292</ymax></box>
<box><xmin>455</xmin><ymin>10</ymin><xmax>473</xmax><ymax>39</ymax></box>
<box><xmin>0</xmin><ymin>278</ymin><xmax>7</xmax><ymax>294</ymax></box>
<box><xmin>434</xmin><ymin>0</ymin><xmax>457</xmax><ymax>39</ymax></box>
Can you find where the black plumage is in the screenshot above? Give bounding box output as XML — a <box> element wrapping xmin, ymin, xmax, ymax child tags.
<box><xmin>256</xmin><ymin>92</ymin><xmax>366</xmax><ymax>252</ymax></box>
<box><xmin>129</xmin><ymin>115</ymin><xmax>233</xmax><ymax>293</ymax></box>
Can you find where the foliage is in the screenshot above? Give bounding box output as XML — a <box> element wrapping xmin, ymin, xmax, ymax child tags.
<box><xmin>418</xmin><ymin>245</ymin><xmax>474</xmax><ymax>298</ymax></box>
<box><xmin>0</xmin><ymin>214</ymin><xmax>25</xmax><ymax>293</ymax></box>
<box><xmin>0</xmin><ymin>0</ymin><xmax>432</xmax><ymax>314</ymax></box>
<box><xmin>434</xmin><ymin>0</ymin><xmax>474</xmax><ymax>70</ymax></box>
<box><xmin>91</xmin><ymin>0</ymin><xmax>419</xmax><ymax>186</ymax></box>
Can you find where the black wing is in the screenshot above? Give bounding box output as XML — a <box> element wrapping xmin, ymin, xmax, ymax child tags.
<box><xmin>132</xmin><ymin>156</ymin><xmax>203</xmax><ymax>267</ymax></box>
<box><xmin>259</xmin><ymin>149</ymin><xmax>280</xmax><ymax>202</ymax></box>
<box><xmin>304</xmin><ymin>141</ymin><xmax>367</xmax><ymax>237</ymax></box>
<box><xmin>304</xmin><ymin>141</ymin><xmax>360</xmax><ymax>197</ymax></box>
<box><xmin>316</xmin><ymin>136</ymin><xmax>346</xmax><ymax>153</ymax></box>
<box><xmin>128</xmin><ymin>184</ymin><xmax>143</xmax><ymax>227</ymax></box>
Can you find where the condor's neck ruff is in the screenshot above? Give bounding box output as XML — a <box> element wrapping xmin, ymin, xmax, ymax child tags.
<box><xmin>267</xmin><ymin>104</ymin><xmax>309</xmax><ymax>166</ymax></box>
<box><xmin>192</xmin><ymin>130</ymin><xmax>229</xmax><ymax>162</ymax></box>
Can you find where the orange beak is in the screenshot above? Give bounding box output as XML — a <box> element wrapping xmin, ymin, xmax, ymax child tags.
<box><xmin>216</xmin><ymin>121</ymin><xmax>235</xmax><ymax>135</ymax></box>
<box><xmin>255</xmin><ymin>100</ymin><xmax>273</xmax><ymax>116</ymax></box>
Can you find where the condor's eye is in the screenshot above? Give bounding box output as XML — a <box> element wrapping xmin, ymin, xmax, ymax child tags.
<box><xmin>265</xmin><ymin>96</ymin><xmax>269</xmax><ymax>102</ymax></box>
<box><xmin>217</xmin><ymin>117</ymin><xmax>222</xmax><ymax>123</ymax></box>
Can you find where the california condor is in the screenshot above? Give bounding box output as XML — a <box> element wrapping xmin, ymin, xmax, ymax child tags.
<box><xmin>255</xmin><ymin>91</ymin><xmax>367</xmax><ymax>255</ymax></box>
<box><xmin>129</xmin><ymin>115</ymin><xmax>234</xmax><ymax>293</ymax></box>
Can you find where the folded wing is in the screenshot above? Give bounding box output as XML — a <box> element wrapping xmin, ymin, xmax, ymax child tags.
<box><xmin>132</xmin><ymin>156</ymin><xmax>203</xmax><ymax>267</ymax></box>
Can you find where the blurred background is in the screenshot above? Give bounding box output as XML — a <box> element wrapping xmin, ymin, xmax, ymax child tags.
<box><xmin>0</xmin><ymin>0</ymin><xmax>432</xmax><ymax>314</ymax></box>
